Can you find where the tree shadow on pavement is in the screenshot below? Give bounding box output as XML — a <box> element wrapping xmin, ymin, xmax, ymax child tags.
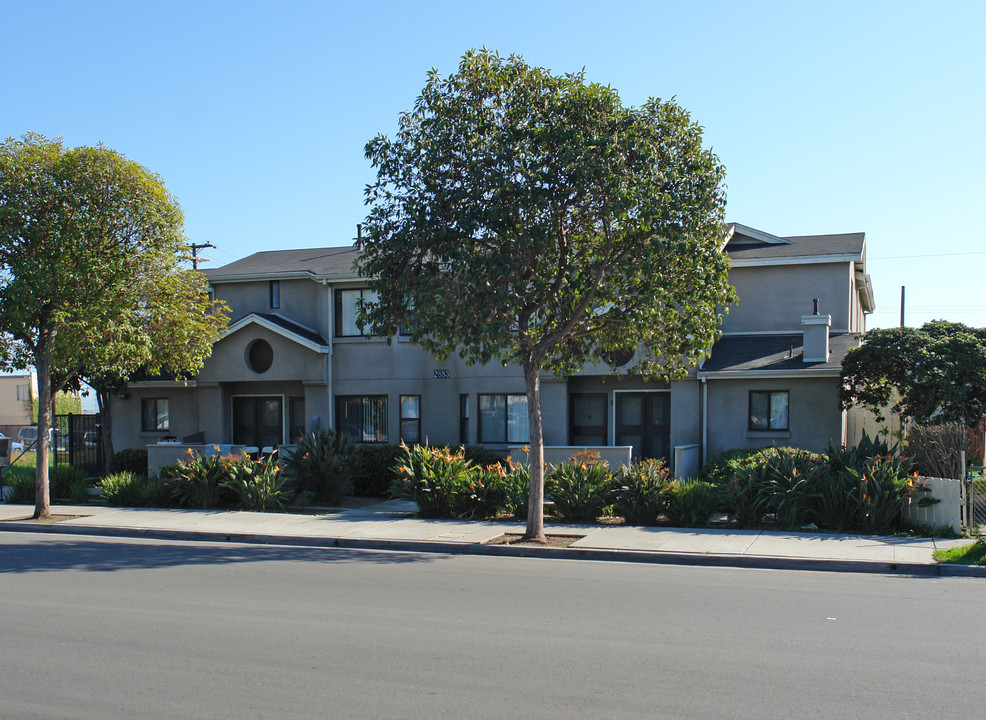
<box><xmin>0</xmin><ymin>534</ymin><xmax>447</xmax><ymax>574</ymax></box>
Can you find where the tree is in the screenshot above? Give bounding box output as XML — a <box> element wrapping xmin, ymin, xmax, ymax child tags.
<box><xmin>841</xmin><ymin>321</ymin><xmax>986</xmax><ymax>428</ymax></box>
<box><xmin>0</xmin><ymin>133</ymin><xmax>228</xmax><ymax>518</ymax></box>
<box><xmin>359</xmin><ymin>50</ymin><xmax>734</xmax><ymax>541</ymax></box>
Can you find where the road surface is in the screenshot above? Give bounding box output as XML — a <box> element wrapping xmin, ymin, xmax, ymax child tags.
<box><xmin>1</xmin><ymin>531</ymin><xmax>983</xmax><ymax>719</ymax></box>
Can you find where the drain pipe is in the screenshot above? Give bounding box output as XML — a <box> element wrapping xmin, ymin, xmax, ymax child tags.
<box><xmin>701</xmin><ymin>377</ymin><xmax>708</xmax><ymax>465</ymax></box>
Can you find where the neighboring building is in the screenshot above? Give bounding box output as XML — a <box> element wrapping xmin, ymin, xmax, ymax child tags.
<box><xmin>0</xmin><ymin>370</ymin><xmax>36</xmax><ymax>432</ymax></box>
<box><xmin>111</xmin><ymin>223</ymin><xmax>878</xmax><ymax>475</ymax></box>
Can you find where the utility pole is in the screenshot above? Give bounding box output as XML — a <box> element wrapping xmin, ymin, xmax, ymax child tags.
<box><xmin>900</xmin><ymin>285</ymin><xmax>905</xmax><ymax>327</ymax></box>
<box><xmin>187</xmin><ymin>242</ymin><xmax>215</xmax><ymax>270</ymax></box>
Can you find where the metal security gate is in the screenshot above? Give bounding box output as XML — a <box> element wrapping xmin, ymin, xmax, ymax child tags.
<box><xmin>968</xmin><ymin>465</ymin><xmax>986</xmax><ymax>533</ymax></box>
<box><xmin>52</xmin><ymin>413</ymin><xmax>103</xmax><ymax>474</ymax></box>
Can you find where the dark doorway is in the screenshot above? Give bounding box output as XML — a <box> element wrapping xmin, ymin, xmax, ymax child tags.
<box><xmin>615</xmin><ymin>392</ymin><xmax>670</xmax><ymax>461</ymax></box>
<box><xmin>233</xmin><ymin>396</ymin><xmax>283</xmax><ymax>448</ymax></box>
<box><xmin>569</xmin><ymin>393</ymin><xmax>608</xmax><ymax>446</ymax></box>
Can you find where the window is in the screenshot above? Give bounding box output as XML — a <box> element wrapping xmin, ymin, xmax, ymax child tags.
<box><xmin>247</xmin><ymin>339</ymin><xmax>274</xmax><ymax>373</ymax></box>
<box><xmin>459</xmin><ymin>394</ymin><xmax>470</xmax><ymax>445</ymax></box>
<box><xmin>269</xmin><ymin>280</ymin><xmax>280</xmax><ymax>309</ymax></box>
<box><xmin>288</xmin><ymin>397</ymin><xmax>306</xmax><ymax>442</ymax></box>
<box><xmin>478</xmin><ymin>393</ymin><xmax>529</xmax><ymax>444</ymax></box>
<box><xmin>749</xmin><ymin>391</ymin><xmax>789</xmax><ymax>431</ymax></box>
<box><xmin>334</xmin><ymin>288</ymin><xmax>378</xmax><ymax>337</ymax></box>
<box><xmin>141</xmin><ymin>398</ymin><xmax>170</xmax><ymax>432</ymax></box>
<box><xmin>336</xmin><ymin>395</ymin><xmax>387</xmax><ymax>443</ymax></box>
<box><xmin>16</xmin><ymin>384</ymin><xmax>30</xmax><ymax>402</ymax></box>
<box><xmin>400</xmin><ymin>395</ymin><xmax>421</xmax><ymax>443</ymax></box>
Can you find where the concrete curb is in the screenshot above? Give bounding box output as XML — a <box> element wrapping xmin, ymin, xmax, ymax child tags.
<box><xmin>4</xmin><ymin>520</ymin><xmax>982</xmax><ymax>577</ymax></box>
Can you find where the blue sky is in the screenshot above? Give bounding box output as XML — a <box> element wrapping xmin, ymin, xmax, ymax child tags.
<box><xmin>3</xmin><ymin>0</ymin><xmax>984</xmax><ymax>329</ymax></box>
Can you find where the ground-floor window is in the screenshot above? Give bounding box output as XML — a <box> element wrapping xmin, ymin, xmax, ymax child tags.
<box><xmin>478</xmin><ymin>393</ymin><xmax>529</xmax><ymax>444</ymax></box>
<box><xmin>749</xmin><ymin>390</ymin><xmax>789</xmax><ymax>431</ymax></box>
<box><xmin>399</xmin><ymin>395</ymin><xmax>421</xmax><ymax>443</ymax></box>
<box><xmin>337</xmin><ymin>395</ymin><xmax>388</xmax><ymax>443</ymax></box>
<box><xmin>288</xmin><ymin>396</ymin><xmax>306</xmax><ymax>442</ymax></box>
<box><xmin>141</xmin><ymin>398</ymin><xmax>170</xmax><ymax>432</ymax></box>
<box><xmin>459</xmin><ymin>394</ymin><xmax>470</xmax><ymax>445</ymax></box>
<box><xmin>569</xmin><ymin>393</ymin><xmax>608</xmax><ymax>445</ymax></box>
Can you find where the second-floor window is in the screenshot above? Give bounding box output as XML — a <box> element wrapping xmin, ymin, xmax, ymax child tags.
<box><xmin>335</xmin><ymin>288</ymin><xmax>378</xmax><ymax>337</ymax></box>
<box><xmin>269</xmin><ymin>280</ymin><xmax>280</xmax><ymax>309</ymax></box>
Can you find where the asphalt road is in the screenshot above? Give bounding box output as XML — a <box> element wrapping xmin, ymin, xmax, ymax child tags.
<box><xmin>1</xmin><ymin>531</ymin><xmax>983</xmax><ymax>720</ymax></box>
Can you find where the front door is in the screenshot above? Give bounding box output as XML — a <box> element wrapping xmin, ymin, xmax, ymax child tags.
<box><xmin>233</xmin><ymin>396</ymin><xmax>283</xmax><ymax>448</ymax></box>
<box><xmin>615</xmin><ymin>392</ymin><xmax>670</xmax><ymax>461</ymax></box>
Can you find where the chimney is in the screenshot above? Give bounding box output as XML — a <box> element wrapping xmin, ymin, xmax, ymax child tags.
<box><xmin>802</xmin><ymin>298</ymin><xmax>831</xmax><ymax>363</ymax></box>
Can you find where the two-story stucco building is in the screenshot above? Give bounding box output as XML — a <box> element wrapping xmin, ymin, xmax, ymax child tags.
<box><xmin>111</xmin><ymin>223</ymin><xmax>878</xmax><ymax>476</ymax></box>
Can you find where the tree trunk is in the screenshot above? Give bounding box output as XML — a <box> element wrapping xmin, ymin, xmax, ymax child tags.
<box><xmin>96</xmin><ymin>386</ymin><xmax>114</xmax><ymax>474</ymax></box>
<box><xmin>33</xmin><ymin>334</ymin><xmax>53</xmax><ymax>520</ymax></box>
<box><xmin>523</xmin><ymin>357</ymin><xmax>546</xmax><ymax>542</ymax></box>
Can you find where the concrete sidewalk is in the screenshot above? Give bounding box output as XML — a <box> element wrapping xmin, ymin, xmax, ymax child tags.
<box><xmin>0</xmin><ymin>500</ymin><xmax>981</xmax><ymax>577</ymax></box>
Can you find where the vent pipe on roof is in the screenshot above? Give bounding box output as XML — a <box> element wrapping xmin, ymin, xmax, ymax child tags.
<box><xmin>802</xmin><ymin>299</ymin><xmax>831</xmax><ymax>363</ymax></box>
<box><xmin>355</xmin><ymin>224</ymin><xmax>364</xmax><ymax>250</ymax></box>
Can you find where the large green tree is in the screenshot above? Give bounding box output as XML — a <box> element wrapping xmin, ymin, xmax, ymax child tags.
<box><xmin>0</xmin><ymin>133</ymin><xmax>228</xmax><ymax>518</ymax></box>
<box><xmin>359</xmin><ymin>50</ymin><xmax>734</xmax><ymax>541</ymax></box>
<box><xmin>841</xmin><ymin>321</ymin><xmax>986</xmax><ymax>427</ymax></box>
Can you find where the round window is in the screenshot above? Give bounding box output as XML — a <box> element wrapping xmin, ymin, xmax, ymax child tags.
<box><xmin>247</xmin><ymin>339</ymin><xmax>274</xmax><ymax>373</ymax></box>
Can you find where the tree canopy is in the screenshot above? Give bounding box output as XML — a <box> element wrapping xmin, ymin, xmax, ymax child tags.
<box><xmin>0</xmin><ymin>133</ymin><xmax>228</xmax><ymax>517</ymax></box>
<box><xmin>359</xmin><ymin>50</ymin><xmax>734</xmax><ymax>540</ymax></box>
<box><xmin>840</xmin><ymin>321</ymin><xmax>986</xmax><ymax>428</ymax></box>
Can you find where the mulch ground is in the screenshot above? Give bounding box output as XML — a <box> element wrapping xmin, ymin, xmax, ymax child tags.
<box><xmin>484</xmin><ymin>533</ymin><xmax>585</xmax><ymax>548</ymax></box>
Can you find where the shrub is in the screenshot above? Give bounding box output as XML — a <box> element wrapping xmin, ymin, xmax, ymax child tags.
<box><xmin>722</xmin><ymin>464</ymin><xmax>770</xmax><ymax>527</ymax></box>
<box><xmin>906</xmin><ymin>423</ymin><xmax>969</xmax><ymax>479</ymax></box>
<box><xmin>351</xmin><ymin>443</ymin><xmax>402</xmax><ymax>497</ymax></box>
<box><xmin>699</xmin><ymin>447</ymin><xmax>765</xmax><ymax>483</ymax></box>
<box><xmin>283</xmin><ymin>431</ymin><xmax>354</xmax><ymax>503</ymax></box>
<box><xmin>610</xmin><ymin>459</ymin><xmax>672</xmax><ymax>525</ymax></box>
<box><xmin>222</xmin><ymin>455</ymin><xmax>288</xmax><ymax>512</ymax></box>
<box><xmin>812</xmin><ymin>469</ymin><xmax>859</xmax><ymax>532</ymax></box>
<box><xmin>49</xmin><ymin>465</ymin><xmax>87</xmax><ymax>500</ymax></box>
<box><xmin>547</xmin><ymin>459</ymin><xmax>612</xmax><ymax>523</ymax></box>
<box><xmin>110</xmin><ymin>448</ymin><xmax>149</xmax><ymax>476</ymax></box>
<box><xmin>848</xmin><ymin>455</ymin><xmax>911</xmax><ymax>534</ymax></box>
<box><xmin>502</xmin><ymin>462</ymin><xmax>530</xmax><ymax>519</ymax></box>
<box><xmin>456</xmin><ymin>463</ymin><xmax>509</xmax><ymax>520</ymax></box>
<box><xmin>1</xmin><ymin>467</ymin><xmax>35</xmax><ymax>504</ymax></box>
<box><xmin>99</xmin><ymin>472</ymin><xmax>153</xmax><ymax>507</ymax></box>
<box><xmin>462</xmin><ymin>445</ymin><xmax>509</xmax><ymax>469</ymax></box>
<box><xmin>391</xmin><ymin>444</ymin><xmax>474</xmax><ymax>518</ymax></box>
<box><xmin>666</xmin><ymin>480</ymin><xmax>718</xmax><ymax>527</ymax></box>
<box><xmin>166</xmin><ymin>450</ymin><xmax>233</xmax><ymax>509</ymax></box>
<box><xmin>761</xmin><ymin>453</ymin><xmax>820</xmax><ymax>527</ymax></box>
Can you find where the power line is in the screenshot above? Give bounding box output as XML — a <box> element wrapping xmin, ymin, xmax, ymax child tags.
<box><xmin>870</xmin><ymin>250</ymin><xmax>986</xmax><ymax>260</ymax></box>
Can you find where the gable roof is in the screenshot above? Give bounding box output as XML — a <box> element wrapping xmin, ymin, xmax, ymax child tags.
<box><xmin>221</xmin><ymin>312</ymin><xmax>330</xmax><ymax>353</ymax></box>
<box><xmin>206</xmin><ymin>246</ymin><xmax>361</xmax><ymax>282</ymax></box>
<box><xmin>700</xmin><ymin>332</ymin><xmax>859</xmax><ymax>377</ymax></box>
<box><xmin>726</xmin><ymin>228</ymin><xmax>864</xmax><ymax>262</ymax></box>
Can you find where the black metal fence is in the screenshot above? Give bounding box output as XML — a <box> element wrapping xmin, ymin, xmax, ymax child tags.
<box><xmin>52</xmin><ymin>413</ymin><xmax>103</xmax><ymax>474</ymax></box>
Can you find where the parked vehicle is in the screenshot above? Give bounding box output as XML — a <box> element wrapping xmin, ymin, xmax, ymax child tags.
<box><xmin>0</xmin><ymin>432</ymin><xmax>23</xmax><ymax>452</ymax></box>
<box><xmin>17</xmin><ymin>426</ymin><xmax>67</xmax><ymax>451</ymax></box>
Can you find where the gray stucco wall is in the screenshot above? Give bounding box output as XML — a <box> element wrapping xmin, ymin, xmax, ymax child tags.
<box><xmin>197</xmin><ymin>325</ymin><xmax>326</xmax><ymax>385</ymax></box>
<box><xmin>704</xmin><ymin>376</ymin><xmax>845</xmax><ymax>458</ymax></box>
<box><xmin>724</xmin><ymin>263</ymin><xmax>851</xmax><ymax>333</ymax></box>
<box><xmin>217</xmin><ymin>279</ymin><xmax>328</xmax><ymax>333</ymax></box>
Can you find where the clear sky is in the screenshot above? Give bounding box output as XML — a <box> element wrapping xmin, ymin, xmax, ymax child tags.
<box><xmin>3</xmin><ymin>0</ymin><xmax>984</xmax><ymax>330</ymax></box>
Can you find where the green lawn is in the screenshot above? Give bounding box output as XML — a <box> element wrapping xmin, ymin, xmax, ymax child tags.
<box><xmin>934</xmin><ymin>539</ymin><xmax>986</xmax><ymax>565</ymax></box>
